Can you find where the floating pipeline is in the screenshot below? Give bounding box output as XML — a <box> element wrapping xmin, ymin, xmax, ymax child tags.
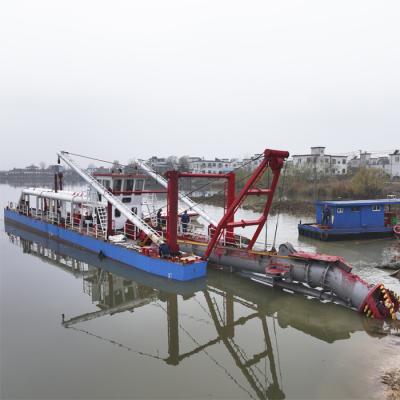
<box><xmin>179</xmin><ymin>241</ymin><xmax>400</xmax><ymax>321</ymax></box>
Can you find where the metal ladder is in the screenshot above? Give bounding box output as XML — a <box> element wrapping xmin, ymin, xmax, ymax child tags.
<box><xmin>96</xmin><ymin>206</ymin><xmax>108</xmax><ymax>234</ymax></box>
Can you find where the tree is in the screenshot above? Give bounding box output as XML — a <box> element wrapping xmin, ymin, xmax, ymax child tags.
<box><xmin>178</xmin><ymin>156</ymin><xmax>190</xmax><ymax>172</ymax></box>
<box><xmin>112</xmin><ymin>160</ymin><xmax>122</xmax><ymax>173</ymax></box>
<box><xmin>351</xmin><ymin>168</ymin><xmax>387</xmax><ymax>198</ymax></box>
<box><xmin>166</xmin><ymin>156</ymin><xmax>178</xmax><ymax>170</ymax></box>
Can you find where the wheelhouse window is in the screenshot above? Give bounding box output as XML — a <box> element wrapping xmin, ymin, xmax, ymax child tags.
<box><xmin>372</xmin><ymin>205</ymin><xmax>381</xmax><ymax>212</ymax></box>
<box><xmin>113</xmin><ymin>179</ymin><xmax>122</xmax><ymax>192</ymax></box>
<box><xmin>336</xmin><ymin>208</ymin><xmax>344</xmax><ymax>214</ymax></box>
<box><xmin>122</xmin><ymin>197</ymin><xmax>131</xmax><ymax>203</ymax></box>
<box><xmin>125</xmin><ymin>179</ymin><xmax>134</xmax><ymax>191</ymax></box>
<box><xmin>135</xmin><ymin>179</ymin><xmax>144</xmax><ymax>191</ymax></box>
<box><xmin>103</xmin><ymin>180</ymin><xmax>111</xmax><ymax>189</ymax></box>
<box><xmin>351</xmin><ymin>207</ymin><xmax>360</xmax><ymax>212</ymax></box>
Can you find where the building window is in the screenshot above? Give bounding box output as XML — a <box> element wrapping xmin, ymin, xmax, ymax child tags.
<box><xmin>336</xmin><ymin>208</ymin><xmax>344</xmax><ymax>214</ymax></box>
<box><xmin>351</xmin><ymin>207</ymin><xmax>360</xmax><ymax>212</ymax></box>
<box><xmin>372</xmin><ymin>205</ymin><xmax>381</xmax><ymax>212</ymax></box>
<box><xmin>342</xmin><ymin>159</ymin><xmax>346</xmax><ymax>164</ymax></box>
<box><xmin>115</xmin><ymin>209</ymin><xmax>121</xmax><ymax>217</ymax></box>
<box><xmin>342</xmin><ymin>169</ymin><xmax>346</xmax><ymax>174</ymax></box>
<box><xmin>395</xmin><ymin>156</ymin><xmax>400</xmax><ymax>163</ymax></box>
<box><xmin>332</xmin><ymin>159</ymin><xmax>336</xmax><ymax>164</ymax></box>
<box><xmin>122</xmin><ymin>197</ymin><xmax>131</xmax><ymax>203</ymax></box>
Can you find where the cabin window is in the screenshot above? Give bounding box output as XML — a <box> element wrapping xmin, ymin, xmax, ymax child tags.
<box><xmin>135</xmin><ymin>179</ymin><xmax>144</xmax><ymax>191</ymax></box>
<box><xmin>125</xmin><ymin>179</ymin><xmax>134</xmax><ymax>191</ymax></box>
<box><xmin>115</xmin><ymin>209</ymin><xmax>121</xmax><ymax>217</ymax></box>
<box><xmin>336</xmin><ymin>208</ymin><xmax>344</xmax><ymax>214</ymax></box>
<box><xmin>113</xmin><ymin>179</ymin><xmax>122</xmax><ymax>192</ymax></box>
<box><xmin>351</xmin><ymin>207</ymin><xmax>360</xmax><ymax>212</ymax></box>
<box><xmin>372</xmin><ymin>205</ymin><xmax>381</xmax><ymax>212</ymax></box>
<box><xmin>131</xmin><ymin>207</ymin><xmax>137</xmax><ymax>214</ymax></box>
<box><xmin>122</xmin><ymin>197</ymin><xmax>131</xmax><ymax>203</ymax></box>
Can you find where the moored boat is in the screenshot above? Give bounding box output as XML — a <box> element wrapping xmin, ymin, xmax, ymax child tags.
<box><xmin>298</xmin><ymin>199</ymin><xmax>400</xmax><ymax>241</ymax></box>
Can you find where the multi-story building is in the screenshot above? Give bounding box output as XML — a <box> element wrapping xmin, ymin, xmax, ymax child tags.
<box><xmin>241</xmin><ymin>154</ymin><xmax>263</xmax><ymax>170</ymax></box>
<box><xmin>348</xmin><ymin>150</ymin><xmax>399</xmax><ymax>177</ymax></box>
<box><xmin>292</xmin><ymin>147</ymin><xmax>347</xmax><ymax>175</ymax></box>
<box><xmin>189</xmin><ymin>158</ymin><xmax>243</xmax><ymax>174</ymax></box>
<box><xmin>386</xmin><ymin>150</ymin><xmax>400</xmax><ymax>177</ymax></box>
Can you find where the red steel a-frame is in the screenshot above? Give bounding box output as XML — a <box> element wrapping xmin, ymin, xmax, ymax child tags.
<box><xmin>203</xmin><ymin>149</ymin><xmax>289</xmax><ymax>259</ymax></box>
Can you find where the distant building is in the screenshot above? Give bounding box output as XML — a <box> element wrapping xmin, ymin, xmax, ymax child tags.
<box><xmin>386</xmin><ymin>150</ymin><xmax>400</xmax><ymax>177</ymax></box>
<box><xmin>348</xmin><ymin>150</ymin><xmax>399</xmax><ymax>177</ymax></box>
<box><xmin>292</xmin><ymin>147</ymin><xmax>347</xmax><ymax>175</ymax></box>
<box><xmin>241</xmin><ymin>154</ymin><xmax>263</xmax><ymax>170</ymax></box>
<box><xmin>189</xmin><ymin>158</ymin><xmax>243</xmax><ymax>174</ymax></box>
<box><xmin>147</xmin><ymin>156</ymin><xmax>168</xmax><ymax>172</ymax></box>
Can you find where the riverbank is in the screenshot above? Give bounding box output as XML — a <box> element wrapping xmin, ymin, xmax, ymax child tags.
<box><xmin>196</xmin><ymin>194</ymin><xmax>315</xmax><ymax>216</ymax></box>
<box><xmin>382</xmin><ymin>368</ymin><xmax>400</xmax><ymax>400</ymax></box>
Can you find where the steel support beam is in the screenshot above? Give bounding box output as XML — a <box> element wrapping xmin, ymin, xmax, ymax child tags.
<box><xmin>166</xmin><ymin>170</ymin><xmax>179</xmax><ymax>254</ymax></box>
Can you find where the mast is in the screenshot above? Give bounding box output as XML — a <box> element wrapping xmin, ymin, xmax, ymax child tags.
<box><xmin>58</xmin><ymin>151</ymin><xmax>164</xmax><ymax>246</ymax></box>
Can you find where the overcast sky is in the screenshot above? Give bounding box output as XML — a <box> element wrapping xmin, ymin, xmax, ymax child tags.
<box><xmin>0</xmin><ymin>0</ymin><xmax>399</xmax><ymax>169</ymax></box>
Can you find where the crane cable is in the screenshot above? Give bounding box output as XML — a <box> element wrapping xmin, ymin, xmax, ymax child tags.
<box><xmin>271</xmin><ymin>163</ymin><xmax>287</xmax><ymax>251</ymax></box>
<box><xmin>63</xmin><ymin>150</ymin><xmax>264</xmax><ymax>220</ymax></box>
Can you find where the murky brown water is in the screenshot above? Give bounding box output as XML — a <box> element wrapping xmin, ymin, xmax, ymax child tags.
<box><xmin>1</xmin><ymin>184</ymin><xmax>399</xmax><ymax>399</ymax></box>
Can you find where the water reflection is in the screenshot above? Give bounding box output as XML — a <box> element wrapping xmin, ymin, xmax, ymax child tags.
<box><xmin>4</xmin><ymin>222</ymin><xmax>399</xmax><ymax>400</ymax></box>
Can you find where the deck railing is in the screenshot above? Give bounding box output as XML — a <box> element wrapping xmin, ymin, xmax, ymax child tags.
<box><xmin>8</xmin><ymin>202</ymin><xmax>107</xmax><ymax>240</ymax></box>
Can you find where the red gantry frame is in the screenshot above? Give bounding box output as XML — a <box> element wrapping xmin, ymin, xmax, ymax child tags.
<box><xmin>165</xmin><ymin>170</ymin><xmax>236</xmax><ymax>255</ymax></box>
<box><xmin>203</xmin><ymin>149</ymin><xmax>289</xmax><ymax>259</ymax></box>
<box><xmin>165</xmin><ymin>149</ymin><xmax>289</xmax><ymax>259</ymax></box>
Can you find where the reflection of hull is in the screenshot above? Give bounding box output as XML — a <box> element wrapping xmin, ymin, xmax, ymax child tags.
<box><xmin>4</xmin><ymin>209</ymin><xmax>207</xmax><ymax>281</ymax></box>
<box><xmin>207</xmin><ymin>270</ymin><xmax>376</xmax><ymax>343</ymax></box>
<box><xmin>180</xmin><ymin>240</ymin><xmax>400</xmax><ymax>320</ymax></box>
<box><xmin>4</xmin><ymin>217</ymin><xmax>206</xmax><ymax>294</ymax></box>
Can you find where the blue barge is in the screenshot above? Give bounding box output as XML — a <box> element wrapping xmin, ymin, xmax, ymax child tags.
<box><xmin>298</xmin><ymin>199</ymin><xmax>400</xmax><ymax>241</ymax></box>
<box><xmin>4</xmin><ymin>209</ymin><xmax>207</xmax><ymax>281</ymax></box>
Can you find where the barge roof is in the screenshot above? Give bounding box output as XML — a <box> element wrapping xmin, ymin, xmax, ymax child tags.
<box><xmin>315</xmin><ymin>199</ymin><xmax>400</xmax><ymax>207</ymax></box>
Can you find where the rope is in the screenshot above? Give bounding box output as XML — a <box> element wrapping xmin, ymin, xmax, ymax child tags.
<box><xmin>272</xmin><ymin>163</ymin><xmax>287</xmax><ymax>251</ymax></box>
<box><xmin>177</xmin><ymin>157</ymin><xmax>264</xmax><ymax>216</ymax></box>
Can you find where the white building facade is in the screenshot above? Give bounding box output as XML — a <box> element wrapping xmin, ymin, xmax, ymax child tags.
<box><xmin>386</xmin><ymin>150</ymin><xmax>400</xmax><ymax>177</ymax></box>
<box><xmin>292</xmin><ymin>147</ymin><xmax>347</xmax><ymax>175</ymax></box>
<box><xmin>189</xmin><ymin>158</ymin><xmax>243</xmax><ymax>174</ymax></box>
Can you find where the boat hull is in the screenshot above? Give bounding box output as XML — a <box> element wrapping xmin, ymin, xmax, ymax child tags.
<box><xmin>4</xmin><ymin>209</ymin><xmax>207</xmax><ymax>281</ymax></box>
<box><xmin>298</xmin><ymin>223</ymin><xmax>395</xmax><ymax>241</ymax></box>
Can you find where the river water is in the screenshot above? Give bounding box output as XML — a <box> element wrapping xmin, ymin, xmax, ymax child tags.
<box><xmin>1</xmin><ymin>183</ymin><xmax>399</xmax><ymax>399</ymax></box>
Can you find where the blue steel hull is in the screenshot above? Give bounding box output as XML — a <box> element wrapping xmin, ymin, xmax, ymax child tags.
<box><xmin>4</xmin><ymin>209</ymin><xmax>207</xmax><ymax>281</ymax></box>
<box><xmin>298</xmin><ymin>223</ymin><xmax>394</xmax><ymax>241</ymax></box>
